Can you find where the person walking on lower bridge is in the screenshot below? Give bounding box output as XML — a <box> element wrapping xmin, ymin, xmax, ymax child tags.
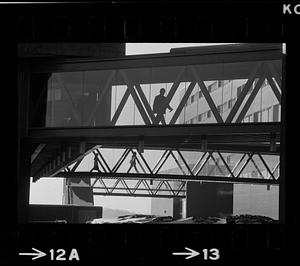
<box><xmin>128</xmin><ymin>151</ymin><xmax>139</xmax><ymax>173</ymax></box>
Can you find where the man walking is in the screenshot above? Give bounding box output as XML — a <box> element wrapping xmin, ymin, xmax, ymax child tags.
<box><xmin>152</xmin><ymin>88</ymin><xmax>173</xmax><ymax>124</ymax></box>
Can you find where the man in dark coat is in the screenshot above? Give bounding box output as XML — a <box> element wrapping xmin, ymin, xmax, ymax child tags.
<box><xmin>152</xmin><ymin>88</ymin><xmax>173</xmax><ymax>124</ymax></box>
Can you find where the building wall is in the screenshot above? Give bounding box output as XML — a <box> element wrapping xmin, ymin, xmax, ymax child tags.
<box><xmin>186</xmin><ymin>182</ymin><xmax>233</xmax><ymax>218</ymax></box>
<box><xmin>151</xmin><ymin>197</ymin><xmax>173</xmax><ymax>216</ymax></box>
<box><xmin>18</xmin><ymin>43</ymin><xmax>125</xmax><ymax>58</ymax></box>
<box><xmin>29</xmin><ymin>204</ymin><xmax>102</xmax><ymax>223</ymax></box>
<box><xmin>233</xmin><ymin>184</ymin><xmax>279</xmax><ymax>220</ymax></box>
<box><xmin>150</xmin><ymin>167</ymin><xmax>186</xmax><ymax>217</ymax></box>
<box><xmin>178</xmin><ymin>79</ymin><xmax>280</xmax><ymax>219</ymax></box>
<box><xmin>19</xmin><ymin>43</ymin><xmax>126</xmax><ymax>212</ymax></box>
<box><xmin>179</xmin><ymin>79</ymin><xmax>280</xmax><ymax>125</ymax></box>
<box><xmin>150</xmin><ymin>178</ymin><xmax>183</xmax><ymax>217</ymax></box>
<box><xmin>63</xmin><ymin>178</ymin><xmax>94</xmax><ymax>206</ymax></box>
<box><xmin>149</xmin><ymin>76</ymin><xmax>280</xmax><ymax>219</ymax></box>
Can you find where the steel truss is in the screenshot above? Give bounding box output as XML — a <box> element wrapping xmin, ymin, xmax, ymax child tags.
<box><xmin>109</xmin><ymin>62</ymin><xmax>281</xmax><ymax>126</ymax></box>
<box><xmin>30</xmin><ymin>122</ymin><xmax>280</xmax><ymax>180</ymax></box>
<box><xmin>29</xmin><ymin>45</ymin><xmax>283</xmax><ymax>198</ymax></box>
<box><xmin>31</xmin><ymin>60</ymin><xmax>282</xmax><ymax>127</ymax></box>
<box><xmin>55</xmin><ymin>147</ymin><xmax>280</xmax><ymax>198</ymax></box>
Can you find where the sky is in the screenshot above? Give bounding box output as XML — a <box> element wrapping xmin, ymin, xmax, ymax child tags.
<box><xmin>29</xmin><ymin>43</ymin><xmax>229</xmax><ymax>214</ymax></box>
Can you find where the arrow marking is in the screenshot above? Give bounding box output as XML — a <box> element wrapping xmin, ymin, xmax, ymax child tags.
<box><xmin>172</xmin><ymin>247</ymin><xmax>200</xmax><ymax>260</ymax></box>
<box><xmin>19</xmin><ymin>247</ymin><xmax>47</xmax><ymax>260</ymax></box>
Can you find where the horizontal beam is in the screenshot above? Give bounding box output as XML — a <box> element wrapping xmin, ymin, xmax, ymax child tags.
<box><xmin>98</xmin><ymin>144</ymin><xmax>280</xmax><ymax>155</ymax></box>
<box><xmin>31</xmin><ymin>143</ymin><xmax>99</xmax><ymax>179</ymax></box>
<box><xmin>29</xmin><ymin>123</ymin><xmax>280</xmax><ymax>140</ymax></box>
<box><xmin>31</xmin><ymin>144</ymin><xmax>46</xmax><ymax>163</ymax></box>
<box><xmin>92</xmin><ymin>186</ymin><xmax>186</xmax><ymax>193</ymax></box>
<box><xmin>29</xmin><ymin>137</ymin><xmax>280</xmax><ymax>149</ymax></box>
<box><xmin>55</xmin><ymin>172</ymin><xmax>280</xmax><ymax>185</ymax></box>
<box><xmin>93</xmin><ymin>192</ymin><xmax>185</xmax><ymax>198</ymax></box>
<box><xmin>29</xmin><ymin>44</ymin><xmax>282</xmax><ymax>74</ymax></box>
<box><xmin>69</xmin><ymin>184</ymin><xmax>186</xmax><ymax>193</ymax></box>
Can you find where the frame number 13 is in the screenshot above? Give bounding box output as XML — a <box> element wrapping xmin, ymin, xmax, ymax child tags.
<box><xmin>202</xmin><ymin>248</ymin><xmax>220</xmax><ymax>260</ymax></box>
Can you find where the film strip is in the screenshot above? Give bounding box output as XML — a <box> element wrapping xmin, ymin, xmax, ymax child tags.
<box><xmin>15</xmin><ymin>2</ymin><xmax>285</xmax><ymax>42</ymax></box>
<box><xmin>17</xmin><ymin>15</ymin><xmax>285</xmax><ymax>42</ymax></box>
<box><xmin>3</xmin><ymin>224</ymin><xmax>299</xmax><ymax>264</ymax></box>
<box><xmin>1</xmin><ymin>1</ymin><xmax>300</xmax><ymax>265</ymax></box>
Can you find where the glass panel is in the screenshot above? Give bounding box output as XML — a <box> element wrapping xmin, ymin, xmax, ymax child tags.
<box><xmin>46</xmin><ymin>70</ymin><xmax>114</xmax><ymax>127</ymax></box>
<box><xmin>41</xmin><ymin>58</ymin><xmax>282</xmax><ymax>128</ymax></box>
<box><xmin>233</xmin><ymin>184</ymin><xmax>279</xmax><ymax>220</ymax></box>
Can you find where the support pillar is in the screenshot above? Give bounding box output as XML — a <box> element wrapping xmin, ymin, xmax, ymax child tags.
<box><xmin>17</xmin><ymin>60</ymin><xmax>31</xmax><ymax>223</ymax></box>
<box><xmin>186</xmin><ymin>182</ymin><xmax>233</xmax><ymax>218</ymax></box>
<box><xmin>279</xmin><ymin>50</ymin><xmax>286</xmax><ymax>223</ymax></box>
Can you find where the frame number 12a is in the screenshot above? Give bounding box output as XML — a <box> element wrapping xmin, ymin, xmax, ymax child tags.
<box><xmin>49</xmin><ymin>249</ymin><xmax>80</xmax><ymax>261</ymax></box>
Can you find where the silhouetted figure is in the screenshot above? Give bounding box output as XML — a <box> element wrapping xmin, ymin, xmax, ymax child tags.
<box><xmin>91</xmin><ymin>153</ymin><xmax>100</xmax><ymax>172</ymax></box>
<box><xmin>153</xmin><ymin>88</ymin><xmax>173</xmax><ymax>124</ymax></box>
<box><xmin>128</xmin><ymin>152</ymin><xmax>139</xmax><ymax>173</ymax></box>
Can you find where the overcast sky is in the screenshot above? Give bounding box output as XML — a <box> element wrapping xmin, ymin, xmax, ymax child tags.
<box><xmin>30</xmin><ymin>43</ymin><xmax>229</xmax><ymax>214</ymax></box>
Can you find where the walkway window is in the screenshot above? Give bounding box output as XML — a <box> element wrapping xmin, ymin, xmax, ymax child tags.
<box><xmin>273</xmin><ymin>104</ymin><xmax>280</xmax><ymax>122</ymax></box>
<box><xmin>253</xmin><ymin>111</ymin><xmax>259</xmax><ymax>122</ymax></box>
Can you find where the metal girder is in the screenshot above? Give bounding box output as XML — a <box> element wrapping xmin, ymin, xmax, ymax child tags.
<box><xmin>270</xmin><ymin>162</ymin><xmax>280</xmax><ymax>180</ymax></box>
<box><xmin>36</xmin><ymin>57</ymin><xmax>282</xmax><ymax>133</ymax></box>
<box><xmin>134</xmin><ymin>83</ymin><xmax>156</xmax><ymax>123</ymax></box>
<box><xmin>31</xmin><ymin>143</ymin><xmax>100</xmax><ymax>179</ymax></box>
<box><xmin>176</xmin><ymin>149</ymin><xmax>194</xmax><ymax>176</ymax></box>
<box><xmin>88</xmin><ymin>174</ymin><xmax>186</xmax><ymax>198</ymax></box>
<box><xmin>29</xmin><ymin>44</ymin><xmax>282</xmax><ymax>75</ymax></box>
<box><xmin>229</xmin><ymin>153</ymin><xmax>247</xmax><ymax>177</ymax></box>
<box><xmin>192</xmin><ymin>151</ymin><xmax>207</xmax><ymax>174</ymax></box>
<box><xmin>154</xmin><ymin>150</ymin><xmax>172</xmax><ymax>174</ymax></box>
<box><xmin>31</xmin><ymin>144</ymin><xmax>46</xmax><ymax>163</ymax></box>
<box><xmin>112</xmin><ymin>148</ymin><xmax>130</xmax><ymax>173</ymax></box>
<box><xmin>54</xmin><ymin>73</ymin><xmax>82</xmax><ymax>125</ymax></box>
<box><xmin>190</xmin><ymin>66</ymin><xmax>224</xmax><ymax>123</ymax></box>
<box><xmin>236</xmin><ymin>66</ymin><xmax>268</xmax><ymax>123</ymax></box>
<box><xmin>93</xmin><ymin>192</ymin><xmax>185</xmax><ymax>199</ymax></box>
<box><xmin>169</xmin><ymin>150</ymin><xmax>187</xmax><ymax>175</ymax></box>
<box><xmin>86</xmin><ymin>70</ymin><xmax>116</xmax><ymax>126</ymax></box>
<box><xmin>257</xmin><ymin>153</ymin><xmax>276</xmax><ymax>180</ymax></box>
<box><xmin>92</xmin><ymin>187</ymin><xmax>186</xmax><ymax>194</ymax></box>
<box><xmin>169</xmin><ymin>80</ymin><xmax>196</xmax><ymax>125</ymax></box>
<box><xmin>119</xmin><ymin>70</ymin><xmax>152</xmax><ymax>125</ymax></box>
<box><xmin>111</xmin><ymin>88</ymin><xmax>131</xmax><ymax>125</ymax></box>
<box><xmin>195</xmin><ymin>151</ymin><xmax>212</xmax><ymax>176</ymax></box>
<box><xmin>103</xmin><ymin>60</ymin><xmax>281</xmax><ymax>126</ymax></box>
<box><xmin>225</xmin><ymin>63</ymin><xmax>262</xmax><ymax>123</ymax></box>
<box><xmin>249</xmin><ymin>156</ymin><xmax>265</xmax><ymax>179</ymax></box>
<box><xmin>133</xmin><ymin>150</ymin><xmax>147</xmax><ymax>174</ymax></box>
<box><xmin>137</xmin><ymin>150</ymin><xmax>153</xmax><ymax>174</ymax></box>
<box><xmin>152</xmin><ymin>150</ymin><xmax>169</xmax><ymax>173</ymax></box>
<box><xmin>92</xmin><ymin>151</ymin><xmax>106</xmax><ymax>172</ymax></box>
<box><xmin>29</xmin><ymin>44</ymin><xmax>283</xmax><ymax>185</ymax></box>
<box><xmin>29</xmin><ymin>122</ymin><xmax>280</xmax><ymax>140</ymax></box>
<box><xmin>96</xmin><ymin>149</ymin><xmax>112</xmax><ymax>172</ymax></box>
<box><xmin>208</xmin><ymin>153</ymin><xmax>225</xmax><ymax>176</ymax></box>
<box><xmin>30</xmin><ymin>79</ymin><xmax>48</xmax><ymax>126</ymax></box>
<box><xmin>154</xmin><ymin>67</ymin><xmax>186</xmax><ymax>124</ymax></box>
<box><xmin>266</xmin><ymin>73</ymin><xmax>281</xmax><ymax>104</ymax></box>
<box><xmin>55</xmin><ymin>171</ymin><xmax>280</xmax><ymax>185</ymax></box>
<box><xmin>31</xmin><ymin>142</ymin><xmax>280</xmax><ymax>197</ymax></box>
<box><xmin>236</xmin><ymin>153</ymin><xmax>254</xmax><ymax>178</ymax></box>
<box><xmin>52</xmin><ymin>146</ymin><xmax>280</xmax><ymax>187</ymax></box>
<box><xmin>218</xmin><ymin>151</ymin><xmax>235</xmax><ymax>178</ymax></box>
<box><xmin>267</xmin><ymin>61</ymin><xmax>282</xmax><ymax>92</ymax></box>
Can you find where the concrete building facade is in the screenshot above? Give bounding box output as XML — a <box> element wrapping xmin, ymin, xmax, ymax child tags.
<box><xmin>151</xmin><ymin>76</ymin><xmax>280</xmax><ymax>219</ymax></box>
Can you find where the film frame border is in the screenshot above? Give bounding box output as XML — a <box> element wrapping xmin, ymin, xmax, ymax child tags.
<box><xmin>2</xmin><ymin>1</ymin><xmax>298</xmax><ymax>265</ymax></box>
